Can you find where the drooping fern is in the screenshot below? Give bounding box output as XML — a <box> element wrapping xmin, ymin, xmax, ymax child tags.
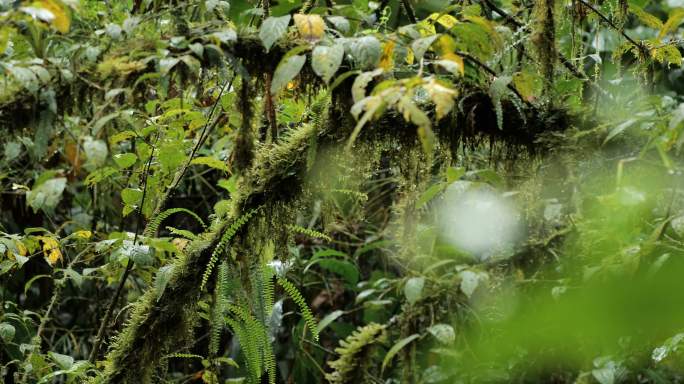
<box><xmin>262</xmin><ymin>265</ymin><xmax>275</xmax><ymax>318</ymax></box>
<box><xmin>165</xmin><ymin>226</ymin><xmax>200</xmax><ymax>240</ymax></box>
<box><xmin>209</xmin><ymin>261</ymin><xmax>231</xmax><ymax>356</ymax></box>
<box><xmin>143</xmin><ymin>207</ymin><xmax>207</xmax><ymax>237</ymax></box>
<box><xmin>277</xmin><ymin>277</ymin><xmax>319</xmax><ymax>342</ymax></box>
<box><xmin>226</xmin><ymin>303</ymin><xmax>275</xmax><ymax>384</ymax></box>
<box><xmin>287</xmin><ymin>224</ymin><xmax>332</xmax><ymax>242</ymax></box>
<box><xmin>200</xmin><ymin>207</ymin><xmax>261</xmax><ymax>290</ymax></box>
<box><xmin>326</xmin><ymin>323</ymin><xmax>387</xmax><ymax>384</ymax></box>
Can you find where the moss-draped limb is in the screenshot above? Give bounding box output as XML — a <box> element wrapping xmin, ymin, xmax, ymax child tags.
<box><xmin>102</xmin><ymin>117</ymin><xmax>326</xmax><ymax>383</ymax></box>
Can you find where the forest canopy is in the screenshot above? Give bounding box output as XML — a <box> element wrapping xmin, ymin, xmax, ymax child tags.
<box><xmin>2</xmin><ymin>0</ymin><xmax>684</xmax><ymax>383</ymax></box>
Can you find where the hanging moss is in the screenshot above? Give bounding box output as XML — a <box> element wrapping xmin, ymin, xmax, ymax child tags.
<box><xmin>532</xmin><ymin>0</ymin><xmax>557</xmax><ymax>94</ymax></box>
<box><xmin>232</xmin><ymin>78</ymin><xmax>256</xmax><ymax>172</ymax></box>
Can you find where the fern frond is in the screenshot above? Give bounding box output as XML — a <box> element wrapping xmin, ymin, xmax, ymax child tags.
<box><xmin>163</xmin><ymin>353</ymin><xmax>204</xmax><ymax>360</ymax></box>
<box><xmin>209</xmin><ymin>261</ymin><xmax>231</xmax><ymax>356</ymax></box>
<box><xmin>200</xmin><ymin>207</ymin><xmax>260</xmax><ymax>291</ymax></box>
<box><xmin>330</xmin><ymin>188</ymin><xmax>368</xmax><ymax>201</ymax></box>
<box><xmin>166</xmin><ymin>226</ymin><xmax>200</xmax><ymax>240</ymax></box>
<box><xmin>227</xmin><ymin>304</ymin><xmax>269</xmax><ymax>384</ymax></box>
<box><xmin>277</xmin><ymin>277</ymin><xmax>319</xmax><ymax>342</ymax></box>
<box><xmin>326</xmin><ymin>323</ymin><xmax>387</xmax><ymax>384</ymax></box>
<box><xmin>262</xmin><ymin>265</ymin><xmax>275</xmax><ymax>318</ymax></box>
<box><xmin>226</xmin><ymin>316</ymin><xmax>260</xmax><ymax>383</ymax></box>
<box><xmin>287</xmin><ymin>225</ymin><xmax>331</xmax><ymax>242</ymax></box>
<box><xmin>143</xmin><ymin>207</ymin><xmax>207</xmax><ymax>237</ymax></box>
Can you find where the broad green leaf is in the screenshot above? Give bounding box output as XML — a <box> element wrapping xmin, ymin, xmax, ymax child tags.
<box><xmin>27</xmin><ymin>177</ymin><xmax>66</xmax><ymax>213</ymax></box>
<box><xmin>158</xmin><ymin>143</ymin><xmax>186</xmax><ymax>173</ymax></box>
<box><xmin>121</xmin><ymin>188</ymin><xmax>143</xmax><ymax>206</ymax></box>
<box><xmin>49</xmin><ymin>351</ymin><xmax>74</xmax><ymax>370</ymax></box>
<box><xmin>312</xmin><ymin>44</ymin><xmax>344</xmax><ymax>83</ymax></box>
<box><xmin>351</xmin><ymin>36</ymin><xmax>382</xmax><ymax>69</ymax></box>
<box><xmin>416</xmin><ymin>183</ymin><xmax>446</xmax><ymax>209</ymax></box>
<box><xmin>109</xmin><ymin>130</ymin><xmax>136</xmax><ymax>144</ymax></box>
<box><xmin>411</xmin><ymin>35</ymin><xmax>439</xmax><ymax>60</ymax></box>
<box><xmin>113</xmin><ymin>153</ymin><xmax>137</xmax><ymax>169</ymax></box>
<box><xmin>382</xmin><ymin>334</ymin><xmax>420</xmax><ymax>373</ymax></box>
<box><xmin>317</xmin><ymin>310</ymin><xmax>344</xmax><ymax>332</ymax></box>
<box><xmin>85</xmin><ymin>167</ymin><xmax>118</xmax><ymax>186</ymax></box>
<box><xmin>459</xmin><ymin>270</ymin><xmax>479</xmax><ymax>298</ymax></box>
<box><xmin>211</xmin><ymin>29</ymin><xmax>237</xmax><ymax>44</ymax></box>
<box><xmin>260</xmin><ymin>15</ymin><xmax>291</xmax><ymax>51</ymax></box>
<box><xmin>404</xmin><ymin>277</ymin><xmax>425</xmax><ymax>305</ymax></box>
<box><xmin>427</xmin><ymin>324</ymin><xmax>455</xmax><ymax>345</ymax></box>
<box><xmin>327</xmin><ymin>16</ymin><xmax>350</xmax><ymax>34</ymax></box>
<box><xmin>62</xmin><ymin>268</ymin><xmax>83</xmax><ymax>287</ymax></box>
<box><xmin>318</xmin><ymin>259</ymin><xmax>360</xmax><ymax>285</ymax></box>
<box><xmin>83</xmin><ymin>137</ymin><xmax>108</xmax><ymax>168</ymax></box>
<box><xmin>114</xmin><ymin>241</ymin><xmax>153</xmax><ymax>266</ymax></box>
<box><xmin>155</xmin><ymin>265</ymin><xmax>174</xmax><ymax>301</ymax></box>
<box><xmin>446</xmin><ymin>167</ymin><xmax>465</xmax><ymax>183</ymax></box>
<box><xmin>604</xmin><ymin>118</ymin><xmax>637</xmax><ymax>144</ymax></box>
<box><xmin>0</xmin><ymin>323</ymin><xmax>15</xmax><ymax>342</ymax></box>
<box><xmin>271</xmin><ymin>54</ymin><xmax>306</xmax><ymax>95</ymax></box>
<box><xmin>159</xmin><ymin>58</ymin><xmax>180</xmax><ymax>76</ymax></box>
<box><xmin>4</xmin><ymin>141</ymin><xmax>22</xmax><ymax>162</ymax></box>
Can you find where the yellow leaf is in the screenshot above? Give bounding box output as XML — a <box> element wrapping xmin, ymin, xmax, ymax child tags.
<box><xmin>433</xmin><ymin>35</ymin><xmax>457</xmax><ymax>56</ymax></box>
<box><xmin>73</xmin><ymin>230</ymin><xmax>92</xmax><ymax>239</ymax></box>
<box><xmin>15</xmin><ymin>240</ymin><xmax>28</xmax><ymax>256</ymax></box>
<box><xmin>379</xmin><ymin>40</ymin><xmax>395</xmax><ymax>70</ymax></box>
<box><xmin>293</xmin><ymin>14</ymin><xmax>325</xmax><ymax>42</ymax></box>
<box><xmin>405</xmin><ymin>48</ymin><xmax>415</xmax><ymax>65</ymax></box>
<box><xmin>427</xmin><ymin>13</ymin><xmax>458</xmax><ymax>29</ymax></box>
<box><xmin>424</xmin><ymin>78</ymin><xmax>457</xmax><ymax>120</ymax></box>
<box><xmin>416</xmin><ymin>20</ymin><xmax>436</xmax><ymax>36</ymax></box>
<box><xmin>33</xmin><ymin>0</ymin><xmax>71</xmax><ymax>33</ymax></box>
<box><xmin>41</xmin><ymin>237</ymin><xmax>62</xmax><ymax>266</ymax></box>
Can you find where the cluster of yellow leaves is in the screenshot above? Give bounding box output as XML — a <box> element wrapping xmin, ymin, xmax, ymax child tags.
<box><xmin>38</xmin><ymin>236</ymin><xmax>62</xmax><ymax>266</ymax></box>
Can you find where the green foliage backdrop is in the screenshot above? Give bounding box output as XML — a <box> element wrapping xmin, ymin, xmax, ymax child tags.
<box><xmin>2</xmin><ymin>0</ymin><xmax>684</xmax><ymax>383</ymax></box>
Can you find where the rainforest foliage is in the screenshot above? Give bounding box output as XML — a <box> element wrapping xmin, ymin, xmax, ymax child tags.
<box><xmin>4</xmin><ymin>0</ymin><xmax>684</xmax><ymax>382</ymax></box>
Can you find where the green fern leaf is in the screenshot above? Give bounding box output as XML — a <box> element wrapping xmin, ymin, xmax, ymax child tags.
<box><xmin>277</xmin><ymin>277</ymin><xmax>319</xmax><ymax>342</ymax></box>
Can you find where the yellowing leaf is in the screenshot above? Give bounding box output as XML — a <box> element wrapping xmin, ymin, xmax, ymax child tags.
<box><xmin>378</xmin><ymin>40</ymin><xmax>396</xmax><ymax>70</ymax></box>
<box><xmin>433</xmin><ymin>34</ymin><xmax>457</xmax><ymax>57</ymax></box>
<box><xmin>34</xmin><ymin>0</ymin><xmax>71</xmax><ymax>33</ymax></box>
<box><xmin>73</xmin><ymin>230</ymin><xmax>92</xmax><ymax>239</ymax></box>
<box><xmin>438</xmin><ymin>52</ymin><xmax>465</xmax><ymax>76</ymax></box>
<box><xmin>405</xmin><ymin>48</ymin><xmax>415</xmax><ymax>65</ymax></box>
<box><xmin>424</xmin><ymin>78</ymin><xmax>457</xmax><ymax>119</ymax></box>
<box><xmin>41</xmin><ymin>237</ymin><xmax>62</xmax><ymax>266</ymax></box>
<box><xmin>427</xmin><ymin>13</ymin><xmax>458</xmax><ymax>29</ymax></box>
<box><xmin>14</xmin><ymin>240</ymin><xmax>28</xmax><ymax>256</ymax></box>
<box><xmin>293</xmin><ymin>14</ymin><xmax>325</xmax><ymax>42</ymax></box>
<box><xmin>512</xmin><ymin>71</ymin><xmax>542</xmax><ymax>102</ymax></box>
<box><xmin>416</xmin><ymin>20</ymin><xmax>437</xmax><ymax>35</ymax></box>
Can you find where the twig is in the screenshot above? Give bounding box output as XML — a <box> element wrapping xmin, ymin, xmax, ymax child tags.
<box><xmin>577</xmin><ymin>0</ymin><xmax>648</xmax><ymax>56</ymax></box>
<box><xmin>89</xmin><ymin>133</ymin><xmax>158</xmax><ymax>363</ymax></box>
<box><xmin>456</xmin><ymin>50</ymin><xmax>531</xmax><ymax>104</ymax></box>
<box><xmin>401</xmin><ymin>0</ymin><xmax>417</xmax><ymax>24</ymax></box>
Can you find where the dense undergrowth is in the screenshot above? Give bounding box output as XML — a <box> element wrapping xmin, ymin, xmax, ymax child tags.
<box><xmin>3</xmin><ymin>0</ymin><xmax>684</xmax><ymax>383</ymax></box>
